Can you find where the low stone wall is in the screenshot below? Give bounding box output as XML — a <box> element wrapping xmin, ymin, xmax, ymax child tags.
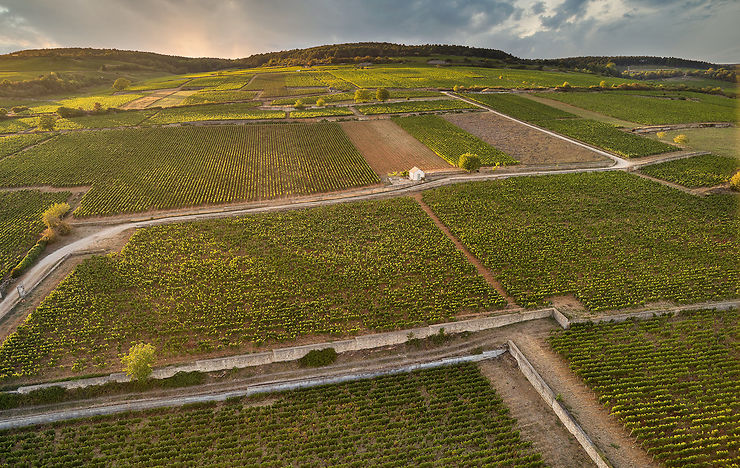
<box><xmin>507</xmin><ymin>340</ymin><xmax>611</xmax><ymax>468</ymax></box>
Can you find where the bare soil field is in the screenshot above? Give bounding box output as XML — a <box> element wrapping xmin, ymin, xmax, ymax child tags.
<box><xmin>121</xmin><ymin>89</ymin><xmax>178</xmax><ymax>110</ymax></box>
<box><xmin>442</xmin><ymin>112</ymin><xmax>610</xmax><ymax>166</ymax></box>
<box><xmin>151</xmin><ymin>90</ymin><xmax>198</xmax><ymax>108</ymax></box>
<box><xmin>341</xmin><ymin>120</ymin><xmax>455</xmax><ymax>175</ymax></box>
<box><xmin>479</xmin><ymin>357</ymin><xmax>593</xmax><ymax>468</ymax></box>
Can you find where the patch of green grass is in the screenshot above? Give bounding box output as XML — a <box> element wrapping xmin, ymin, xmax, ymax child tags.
<box><xmin>462</xmin><ymin>92</ymin><xmax>576</xmax><ymax>121</ymax></box>
<box><xmin>650</xmin><ymin>127</ymin><xmax>739</xmax><ymax>159</ymax></box>
<box><xmin>393</xmin><ymin>114</ymin><xmax>517</xmax><ymax>166</ymax></box>
<box><xmin>640</xmin><ymin>154</ymin><xmax>739</xmax><ymax>188</ymax></box>
<box><xmin>533</xmin><ymin>90</ymin><xmax>737</xmax><ymax>125</ymax></box>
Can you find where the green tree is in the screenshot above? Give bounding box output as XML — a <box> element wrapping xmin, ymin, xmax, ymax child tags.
<box><xmin>112</xmin><ymin>78</ymin><xmax>131</xmax><ymax>91</ymax></box>
<box><xmin>121</xmin><ymin>343</ymin><xmax>156</xmax><ymax>381</ymax></box>
<box><xmin>376</xmin><ymin>88</ymin><xmax>390</xmax><ymax>101</ymax></box>
<box><xmin>458</xmin><ymin>153</ymin><xmax>481</xmax><ymax>172</ymax></box>
<box><xmin>38</xmin><ymin>114</ymin><xmax>56</xmax><ymax>131</ymax></box>
<box><xmin>354</xmin><ymin>88</ymin><xmax>373</xmax><ymax>103</ymax></box>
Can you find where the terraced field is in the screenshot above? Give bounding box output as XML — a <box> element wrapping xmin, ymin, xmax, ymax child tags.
<box><xmin>534</xmin><ymin>90</ymin><xmax>737</xmax><ymax>125</ymax></box>
<box><xmin>423</xmin><ymin>172</ymin><xmax>739</xmax><ymax>311</ymax></box>
<box><xmin>0</xmin><ymin>364</ymin><xmax>544</xmax><ymax>466</ymax></box>
<box><xmin>0</xmin><ymin>198</ymin><xmax>504</xmax><ymax>378</ymax></box>
<box><xmin>550</xmin><ymin>308</ymin><xmax>739</xmax><ymax>468</ymax></box>
<box><xmin>640</xmin><ymin>154</ymin><xmax>739</xmax><ymax>188</ymax></box>
<box><xmin>0</xmin><ymin>190</ymin><xmax>69</xmax><ymax>280</ymax></box>
<box><xmin>463</xmin><ymin>93</ymin><xmax>676</xmax><ymax>158</ymax></box>
<box><xmin>0</xmin><ymin>124</ymin><xmax>379</xmax><ymax>217</ymax></box>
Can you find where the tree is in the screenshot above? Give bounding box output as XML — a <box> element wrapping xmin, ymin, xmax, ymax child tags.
<box><xmin>294</xmin><ymin>99</ymin><xmax>305</xmax><ymax>110</ymax></box>
<box><xmin>673</xmin><ymin>134</ymin><xmax>688</xmax><ymax>145</ymax></box>
<box><xmin>121</xmin><ymin>343</ymin><xmax>156</xmax><ymax>381</ymax></box>
<box><xmin>354</xmin><ymin>88</ymin><xmax>373</xmax><ymax>102</ymax></box>
<box><xmin>57</xmin><ymin>106</ymin><xmax>85</xmax><ymax>118</ymax></box>
<box><xmin>730</xmin><ymin>171</ymin><xmax>740</xmax><ymax>192</ymax></box>
<box><xmin>315</xmin><ymin>97</ymin><xmax>326</xmax><ymax>107</ymax></box>
<box><xmin>92</xmin><ymin>102</ymin><xmax>103</xmax><ymax>114</ymax></box>
<box><xmin>599</xmin><ymin>80</ymin><xmax>608</xmax><ymax>88</ymax></box>
<box><xmin>112</xmin><ymin>78</ymin><xmax>131</xmax><ymax>91</ymax></box>
<box><xmin>376</xmin><ymin>87</ymin><xmax>390</xmax><ymax>101</ymax></box>
<box><xmin>42</xmin><ymin>202</ymin><xmax>71</xmax><ymax>237</ymax></box>
<box><xmin>38</xmin><ymin>114</ymin><xmax>56</xmax><ymax>131</ymax></box>
<box><xmin>0</xmin><ymin>108</ymin><xmax>7</xmax><ymax>118</ymax></box>
<box><xmin>458</xmin><ymin>153</ymin><xmax>481</xmax><ymax>172</ymax></box>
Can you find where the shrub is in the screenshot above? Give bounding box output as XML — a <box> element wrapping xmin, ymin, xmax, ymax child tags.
<box><xmin>458</xmin><ymin>152</ymin><xmax>481</xmax><ymax>172</ymax></box>
<box><xmin>599</xmin><ymin>80</ymin><xmax>608</xmax><ymax>88</ymax></box>
<box><xmin>0</xmin><ymin>108</ymin><xmax>7</xmax><ymax>118</ymax></box>
<box><xmin>38</xmin><ymin>114</ymin><xmax>55</xmax><ymax>131</ymax></box>
<box><xmin>730</xmin><ymin>171</ymin><xmax>740</xmax><ymax>191</ymax></box>
<box><xmin>298</xmin><ymin>348</ymin><xmax>338</xmax><ymax>368</ymax></box>
<box><xmin>56</xmin><ymin>106</ymin><xmax>85</xmax><ymax>118</ymax></box>
<box><xmin>354</xmin><ymin>88</ymin><xmax>373</xmax><ymax>103</ymax></box>
<box><xmin>656</xmin><ymin>131</ymin><xmax>667</xmax><ymax>139</ymax></box>
<box><xmin>315</xmin><ymin>97</ymin><xmax>326</xmax><ymax>107</ymax></box>
<box><xmin>11</xmin><ymin>106</ymin><xmax>29</xmax><ymax>113</ymax></box>
<box><xmin>293</xmin><ymin>99</ymin><xmax>305</xmax><ymax>110</ymax></box>
<box><xmin>113</xmin><ymin>78</ymin><xmax>131</xmax><ymax>91</ymax></box>
<box><xmin>673</xmin><ymin>134</ymin><xmax>688</xmax><ymax>145</ymax></box>
<box><xmin>376</xmin><ymin>87</ymin><xmax>390</xmax><ymax>101</ymax></box>
<box><xmin>121</xmin><ymin>343</ymin><xmax>156</xmax><ymax>381</ymax></box>
<box><xmin>42</xmin><ymin>202</ymin><xmax>70</xmax><ymax>232</ymax></box>
<box><xmin>11</xmin><ymin>240</ymin><xmax>48</xmax><ymax>278</ymax></box>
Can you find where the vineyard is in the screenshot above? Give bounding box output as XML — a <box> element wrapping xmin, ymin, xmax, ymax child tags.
<box><xmin>356</xmin><ymin>99</ymin><xmax>478</xmax><ymax>115</ymax></box>
<box><xmin>0</xmin><ymin>364</ymin><xmax>545</xmax><ymax>466</ymax></box>
<box><xmin>30</xmin><ymin>94</ymin><xmax>146</xmax><ymax>113</ymax></box>
<box><xmin>289</xmin><ymin>107</ymin><xmax>354</xmax><ymax>118</ymax></box>
<box><xmin>534</xmin><ymin>90</ymin><xmax>738</xmax><ymax>125</ymax></box>
<box><xmin>0</xmin><ymin>124</ymin><xmax>379</xmax><ymax>217</ymax></box>
<box><xmin>0</xmin><ymin>133</ymin><xmax>52</xmax><ymax>159</ymax></box>
<box><xmin>182</xmin><ymin>89</ymin><xmax>258</xmax><ymax>105</ymax></box>
<box><xmin>392</xmin><ymin>115</ymin><xmax>518</xmax><ymax>166</ymax></box>
<box><xmin>640</xmin><ymin>154</ymin><xmax>740</xmax><ymax>188</ymax></box>
<box><xmin>463</xmin><ymin>93</ymin><xmax>676</xmax><ymax>158</ymax></box>
<box><xmin>49</xmin><ymin>110</ymin><xmax>157</xmax><ymax>130</ymax></box>
<box><xmin>146</xmin><ymin>103</ymin><xmax>284</xmax><ymax>124</ymax></box>
<box><xmin>550</xmin><ymin>308</ymin><xmax>739</xmax><ymax>467</ymax></box>
<box><xmin>423</xmin><ymin>172</ymin><xmax>739</xmax><ymax>311</ymax></box>
<box><xmin>0</xmin><ymin>198</ymin><xmax>505</xmax><ymax>378</ymax></box>
<box><xmin>0</xmin><ymin>190</ymin><xmax>69</xmax><ymax>280</ymax></box>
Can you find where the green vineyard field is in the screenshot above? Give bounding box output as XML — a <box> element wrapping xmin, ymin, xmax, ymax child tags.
<box><xmin>356</xmin><ymin>99</ymin><xmax>477</xmax><ymax>115</ymax></box>
<box><xmin>0</xmin><ymin>190</ymin><xmax>69</xmax><ymax>280</ymax></box>
<box><xmin>640</xmin><ymin>154</ymin><xmax>740</xmax><ymax>188</ymax></box>
<box><xmin>423</xmin><ymin>172</ymin><xmax>739</xmax><ymax>311</ymax></box>
<box><xmin>392</xmin><ymin>114</ymin><xmax>517</xmax><ymax>166</ymax></box>
<box><xmin>0</xmin><ymin>133</ymin><xmax>52</xmax><ymax>159</ymax></box>
<box><xmin>147</xmin><ymin>103</ymin><xmax>283</xmax><ymax>124</ymax></box>
<box><xmin>0</xmin><ymin>124</ymin><xmax>379</xmax><ymax>217</ymax></box>
<box><xmin>463</xmin><ymin>93</ymin><xmax>676</xmax><ymax>158</ymax></box>
<box><xmin>550</xmin><ymin>309</ymin><xmax>739</xmax><ymax>468</ymax></box>
<box><xmin>0</xmin><ymin>198</ymin><xmax>504</xmax><ymax>378</ymax></box>
<box><xmin>0</xmin><ymin>364</ymin><xmax>544</xmax><ymax>467</ymax></box>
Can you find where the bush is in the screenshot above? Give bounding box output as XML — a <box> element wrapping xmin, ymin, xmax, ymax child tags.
<box><xmin>38</xmin><ymin>114</ymin><xmax>56</xmax><ymax>130</ymax></box>
<box><xmin>656</xmin><ymin>131</ymin><xmax>667</xmax><ymax>139</ymax></box>
<box><xmin>11</xmin><ymin>106</ymin><xmax>29</xmax><ymax>113</ymax></box>
<box><xmin>354</xmin><ymin>88</ymin><xmax>373</xmax><ymax>103</ymax></box>
<box><xmin>113</xmin><ymin>78</ymin><xmax>131</xmax><ymax>91</ymax></box>
<box><xmin>56</xmin><ymin>106</ymin><xmax>85</xmax><ymax>118</ymax></box>
<box><xmin>458</xmin><ymin>152</ymin><xmax>481</xmax><ymax>172</ymax></box>
<box><xmin>42</xmin><ymin>202</ymin><xmax>71</xmax><ymax>232</ymax></box>
<box><xmin>11</xmin><ymin>240</ymin><xmax>48</xmax><ymax>278</ymax></box>
<box><xmin>0</xmin><ymin>108</ymin><xmax>7</xmax><ymax>118</ymax></box>
<box><xmin>121</xmin><ymin>343</ymin><xmax>156</xmax><ymax>381</ymax></box>
<box><xmin>376</xmin><ymin>88</ymin><xmax>390</xmax><ymax>101</ymax></box>
<box><xmin>599</xmin><ymin>80</ymin><xmax>608</xmax><ymax>88</ymax></box>
<box><xmin>298</xmin><ymin>348</ymin><xmax>337</xmax><ymax>368</ymax></box>
<box><xmin>315</xmin><ymin>97</ymin><xmax>326</xmax><ymax>107</ymax></box>
<box><xmin>730</xmin><ymin>171</ymin><xmax>740</xmax><ymax>191</ymax></box>
<box><xmin>673</xmin><ymin>134</ymin><xmax>688</xmax><ymax>145</ymax></box>
<box><xmin>293</xmin><ymin>99</ymin><xmax>305</xmax><ymax>110</ymax></box>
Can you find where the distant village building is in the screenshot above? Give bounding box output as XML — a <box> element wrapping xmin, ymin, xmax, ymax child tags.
<box><xmin>409</xmin><ymin>167</ymin><xmax>425</xmax><ymax>181</ymax></box>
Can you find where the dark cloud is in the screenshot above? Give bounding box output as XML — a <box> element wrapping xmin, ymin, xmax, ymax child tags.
<box><xmin>0</xmin><ymin>0</ymin><xmax>736</xmax><ymax>63</ymax></box>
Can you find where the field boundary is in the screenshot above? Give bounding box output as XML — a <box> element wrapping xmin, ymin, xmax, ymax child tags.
<box><xmin>507</xmin><ymin>340</ymin><xmax>611</xmax><ymax>468</ymax></box>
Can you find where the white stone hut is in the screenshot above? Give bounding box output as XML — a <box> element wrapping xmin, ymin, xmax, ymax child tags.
<box><xmin>409</xmin><ymin>167</ymin><xmax>426</xmax><ymax>181</ymax></box>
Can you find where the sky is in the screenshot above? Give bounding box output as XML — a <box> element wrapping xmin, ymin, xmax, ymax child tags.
<box><xmin>0</xmin><ymin>0</ymin><xmax>737</xmax><ymax>63</ymax></box>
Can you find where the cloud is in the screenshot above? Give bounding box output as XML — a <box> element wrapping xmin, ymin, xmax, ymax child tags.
<box><xmin>0</xmin><ymin>0</ymin><xmax>735</xmax><ymax>63</ymax></box>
